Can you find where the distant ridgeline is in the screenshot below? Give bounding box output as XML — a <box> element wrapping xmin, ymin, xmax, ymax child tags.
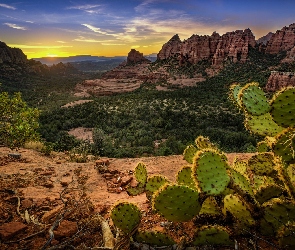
<box><xmin>157</xmin><ymin>23</ymin><xmax>295</xmax><ymax>68</ymax></box>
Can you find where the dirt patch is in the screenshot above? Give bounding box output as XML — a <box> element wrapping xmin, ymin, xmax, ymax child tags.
<box><xmin>0</xmin><ymin>147</ymin><xmax>267</xmax><ymax>249</ymax></box>
<box><xmin>68</xmin><ymin>127</ymin><xmax>93</xmax><ymax>142</ymax></box>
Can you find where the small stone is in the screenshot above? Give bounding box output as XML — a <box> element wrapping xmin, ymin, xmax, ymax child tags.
<box><xmin>0</xmin><ymin>222</ymin><xmax>27</xmax><ymax>240</ymax></box>
<box><xmin>21</xmin><ymin>199</ymin><xmax>33</xmax><ymax>209</ymax></box>
<box><xmin>54</xmin><ymin>220</ymin><xmax>78</xmax><ymax>239</ymax></box>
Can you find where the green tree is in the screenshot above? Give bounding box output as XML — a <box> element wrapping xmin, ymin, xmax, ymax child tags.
<box><xmin>0</xmin><ymin>92</ymin><xmax>40</xmax><ymax>150</ymax></box>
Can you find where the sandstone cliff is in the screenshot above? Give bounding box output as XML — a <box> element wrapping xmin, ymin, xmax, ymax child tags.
<box><xmin>157</xmin><ymin>29</ymin><xmax>256</xmax><ymax>66</ymax></box>
<box><xmin>265</xmin><ymin>23</ymin><xmax>295</xmax><ymax>54</ymax></box>
<box><xmin>0</xmin><ymin>41</ymin><xmax>27</xmax><ymax>64</ymax></box>
<box><xmin>265</xmin><ymin>71</ymin><xmax>295</xmax><ymax>92</ymax></box>
<box><xmin>257</xmin><ymin>32</ymin><xmax>274</xmax><ymax>45</ymax></box>
<box><xmin>127</xmin><ymin>49</ymin><xmax>150</xmax><ymax>64</ymax></box>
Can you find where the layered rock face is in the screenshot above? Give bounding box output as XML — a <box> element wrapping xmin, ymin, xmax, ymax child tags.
<box><xmin>265</xmin><ymin>71</ymin><xmax>295</xmax><ymax>92</ymax></box>
<box><xmin>126</xmin><ymin>49</ymin><xmax>150</xmax><ymax>64</ymax></box>
<box><xmin>157</xmin><ymin>29</ymin><xmax>256</xmax><ymax>66</ymax></box>
<box><xmin>0</xmin><ymin>41</ymin><xmax>27</xmax><ymax>64</ymax></box>
<box><xmin>265</xmin><ymin>23</ymin><xmax>295</xmax><ymax>54</ymax></box>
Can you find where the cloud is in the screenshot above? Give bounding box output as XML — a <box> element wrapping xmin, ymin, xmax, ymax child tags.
<box><xmin>82</xmin><ymin>24</ymin><xmax>119</xmax><ymax>37</ymax></box>
<box><xmin>0</xmin><ymin>3</ymin><xmax>16</xmax><ymax>10</ymax></box>
<box><xmin>73</xmin><ymin>36</ymin><xmax>103</xmax><ymax>43</ymax></box>
<box><xmin>8</xmin><ymin>44</ymin><xmax>72</xmax><ymax>49</ymax></box>
<box><xmin>4</xmin><ymin>23</ymin><xmax>27</xmax><ymax>30</ymax></box>
<box><xmin>67</xmin><ymin>4</ymin><xmax>103</xmax><ymax>14</ymax></box>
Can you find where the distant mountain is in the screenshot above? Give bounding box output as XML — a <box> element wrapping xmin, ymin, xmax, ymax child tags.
<box><xmin>33</xmin><ymin>55</ymin><xmax>126</xmax><ymax>65</ymax></box>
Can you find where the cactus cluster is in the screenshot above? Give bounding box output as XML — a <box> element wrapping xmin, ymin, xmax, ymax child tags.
<box><xmin>109</xmin><ymin>84</ymin><xmax>295</xmax><ymax>248</ymax></box>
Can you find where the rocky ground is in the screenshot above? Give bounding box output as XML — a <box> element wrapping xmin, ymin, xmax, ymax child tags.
<box><xmin>0</xmin><ymin>147</ymin><xmax>278</xmax><ymax>249</ymax></box>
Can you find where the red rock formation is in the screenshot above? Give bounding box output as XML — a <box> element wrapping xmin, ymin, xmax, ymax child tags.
<box><xmin>281</xmin><ymin>45</ymin><xmax>295</xmax><ymax>63</ymax></box>
<box><xmin>157</xmin><ymin>29</ymin><xmax>256</xmax><ymax>66</ymax></box>
<box><xmin>265</xmin><ymin>71</ymin><xmax>295</xmax><ymax>92</ymax></box>
<box><xmin>257</xmin><ymin>32</ymin><xmax>274</xmax><ymax>45</ymax></box>
<box><xmin>0</xmin><ymin>41</ymin><xmax>27</xmax><ymax>64</ymax></box>
<box><xmin>265</xmin><ymin>23</ymin><xmax>295</xmax><ymax>54</ymax></box>
<box><xmin>127</xmin><ymin>49</ymin><xmax>150</xmax><ymax>64</ymax></box>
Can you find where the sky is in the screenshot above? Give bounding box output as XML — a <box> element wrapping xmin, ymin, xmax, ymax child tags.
<box><xmin>1</xmin><ymin>0</ymin><xmax>295</xmax><ymax>59</ymax></box>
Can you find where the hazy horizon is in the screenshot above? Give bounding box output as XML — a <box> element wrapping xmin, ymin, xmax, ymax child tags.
<box><xmin>1</xmin><ymin>0</ymin><xmax>295</xmax><ymax>59</ymax></box>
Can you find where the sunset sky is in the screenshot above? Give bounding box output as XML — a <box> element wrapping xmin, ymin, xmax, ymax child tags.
<box><xmin>1</xmin><ymin>0</ymin><xmax>295</xmax><ymax>58</ymax></box>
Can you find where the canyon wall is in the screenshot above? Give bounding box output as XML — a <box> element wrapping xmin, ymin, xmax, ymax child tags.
<box><xmin>157</xmin><ymin>29</ymin><xmax>256</xmax><ymax>66</ymax></box>
<box><xmin>265</xmin><ymin>71</ymin><xmax>295</xmax><ymax>92</ymax></box>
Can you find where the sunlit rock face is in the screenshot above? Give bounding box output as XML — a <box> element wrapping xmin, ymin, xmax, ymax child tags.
<box><xmin>266</xmin><ymin>71</ymin><xmax>295</xmax><ymax>92</ymax></box>
<box><xmin>0</xmin><ymin>41</ymin><xmax>27</xmax><ymax>64</ymax></box>
<box><xmin>157</xmin><ymin>29</ymin><xmax>256</xmax><ymax>67</ymax></box>
<box><xmin>265</xmin><ymin>23</ymin><xmax>295</xmax><ymax>54</ymax></box>
<box><xmin>126</xmin><ymin>49</ymin><xmax>150</xmax><ymax>64</ymax></box>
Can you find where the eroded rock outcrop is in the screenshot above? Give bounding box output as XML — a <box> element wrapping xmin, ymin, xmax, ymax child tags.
<box><xmin>265</xmin><ymin>71</ymin><xmax>295</xmax><ymax>92</ymax></box>
<box><xmin>0</xmin><ymin>41</ymin><xmax>27</xmax><ymax>64</ymax></box>
<box><xmin>157</xmin><ymin>29</ymin><xmax>256</xmax><ymax>66</ymax></box>
<box><xmin>126</xmin><ymin>49</ymin><xmax>150</xmax><ymax>64</ymax></box>
<box><xmin>265</xmin><ymin>23</ymin><xmax>295</xmax><ymax>54</ymax></box>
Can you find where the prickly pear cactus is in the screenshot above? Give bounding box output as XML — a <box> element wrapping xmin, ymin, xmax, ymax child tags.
<box><xmin>127</xmin><ymin>183</ymin><xmax>145</xmax><ymax>196</ymax></box>
<box><xmin>260</xmin><ymin>198</ymin><xmax>295</xmax><ymax>236</ymax></box>
<box><xmin>228</xmin><ymin>168</ymin><xmax>254</xmax><ymax>202</ymax></box>
<box><xmin>248</xmin><ymin>152</ymin><xmax>276</xmax><ymax>176</ymax></box>
<box><xmin>277</xmin><ymin>222</ymin><xmax>295</xmax><ymax>249</ymax></box>
<box><xmin>146</xmin><ymin>175</ymin><xmax>169</xmax><ymax>193</ymax></box>
<box><xmin>231</xmin><ymin>158</ymin><xmax>248</xmax><ymax>175</ymax></box>
<box><xmin>270</xmin><ymin>87</ymin><xmax>295</xmax><ymax>128</ymax></box>
<box><xmin>244</xmin><ymin>112</ymin><xmax>284</xmax><ymax>136</ymax></box>
<box><xmin>110</xmin><ymin>202</ymin><xmax>141</xmax><ymax>234</ymax></box>
<box><xmin>193</xmin><ymin>149</ymin><xmax>230</xmax><ymax>195</ymax></box>
<box><xmin>199</xmin><ymin>196</ymin><xmax>221</xmax><ymax>216</ymax></box>
<box><xmin>257</xmin><ymin>140</ymin><xmax>270</xmax><ymax>152</ymax></box>
<box><xmin>152</xmin><ymin>184</ymin><xmax>201</xmax><ymax>222</ymax></box>
<box><xmin>134</xmin><ymin>230</ymin><xmax>175</xmax><ymax>246</ymax></box>
<box><xmin>192</xmin><ymin>225</ymin><xmax>234</xmax><ymax>246</ymax></box>
<box><xmin>272</xmin><ymin>128</ymin><xmax>295</xmax><ymax>163</ymax></box>
<box><xmin>176</xmin><ymin>165</ymin><xmax>197</xmax><ymax>190</ymax></box>
<box><xmin>183</xmin><ymin>144</ymin><xmax>197</xmax><ymax>164</ymax></box>
<box><xmin>229</xmin><ymin>83</ymin><xmax>242</xmax><ymax>108</ymax></box>
<box><xmin>223</xmin><ymin>194</ymin><xmax>255</xmax><ymax>227</ymax></box>
<box><xmin>195</xmin><ymin>135</ymin><xmax>216</xmax><ymax>150</ymax></box>
<box><xmin>237</xmin><ymin>82</ymin><xmax>270</xmax><ymax>116</ymax></box>
<box><xmin>134</xmin><ymin>162</ymin><xmax>148</xmax><ymax>184</ymax></box>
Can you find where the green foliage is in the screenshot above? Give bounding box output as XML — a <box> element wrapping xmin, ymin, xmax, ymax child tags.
<box><xmin>0</xmin><ymin>92</ymin><xmax>40</xmax><ymax>149</ymax></box>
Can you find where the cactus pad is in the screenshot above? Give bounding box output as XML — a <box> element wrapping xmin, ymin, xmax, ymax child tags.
<box><xmin>127</xmin><ymin>183</ymin><xmax>145</xmax><ymax>196</ymax></box>
<box><xmin>244</xmin><ymin>113</ymin><xmax>284</xmax><ymax>136</ymax></box>
<box><xmin>183</xmin><ymin>145</ymin><xmax>197</xmax><ymax>164</ymax></box>
<box><xmin>278</xmin><ymin>222</ymin><xmax>295</xmax><ymax>250</ymax></box>
<box><xmin>145</xmin><ymin>175</ymin><xmax>169</xmax><ymax>193</ymax></box>
<box><xmin>228</xmin><ymin>169</ymin><xmax>254</xmax><ymax>198</ymax></box>
<box><xmin>223</xmin><ymin>194</ymin><xmax>255</xmax><ymax>226</ymax></box>
<box><xmin>248</xmin><ymin>152</ymin><xmax>276</xmax><ymax>176</ymax></box>
<box><xmin>273</xmin><ymin>128</ymin><xmax>295</xmax><ymax>163</ymax></box>
<box><xmin>152</xmin><ymin>184</ymin><xmax>201</xmax><ymax>222</ymax></box>
<box><xmin>193</xmin><ymin>149</ymin><xmax>230</xmax><ymax>195</ymax></box>
<box><xmin>229</xmin><ymin>83</ymin><xmax>242</xmax><ymax>108</ymax></box>
<box><xmin>176</xmin><ymin>165</ymin><xmax>197</xmax><ymax>190</ymax></box>
<box><xmin>195</xmin><ymin>135</ymin><xmax>216</xmax><ymax>150</ymax></box>
<box><xmin>192</xmin><ymin>225</ymin><xmax>233</xmax><ymax>246</ymax></box>
<box><xmin>134</xmin><ymin>162</ymin><xmax>148</xmax><ymax>184</ymax></box>
<box><xmin>110</xmin><ymin>202</ymin><xmax>141</xmax><ymax>234</ymax></box>
<box><xmin>134</xmin><ymin>230</ymin><xmax>175</xmax><ymax>246</ymax></box>
<box><xmin>238</xmin><ymin>82</ymin><xmax>270</xmax><ymax>116</ymax></box>
<box><xmin>260</xmin><ymin>198</ymin><xmax>295</xmax><ymax>236</ymax></box>
<box><xmin>270</xmin><ymin>87</ymin><xmax>295</xmax><ymax>127</ymax></box>
<box><xmin>257</xmin><ymin>140</ymin><xmax>270</xmax><ymax>152</ymax></box>
<box><xmin>231</xmin><ymin>158</ymin><xmax>248</xmax><ymax>175</ymax></box>
<box><xmin>199</xmin><ymin>196</ymin><xmax>221</xmax><ymax>216</ymax></box>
